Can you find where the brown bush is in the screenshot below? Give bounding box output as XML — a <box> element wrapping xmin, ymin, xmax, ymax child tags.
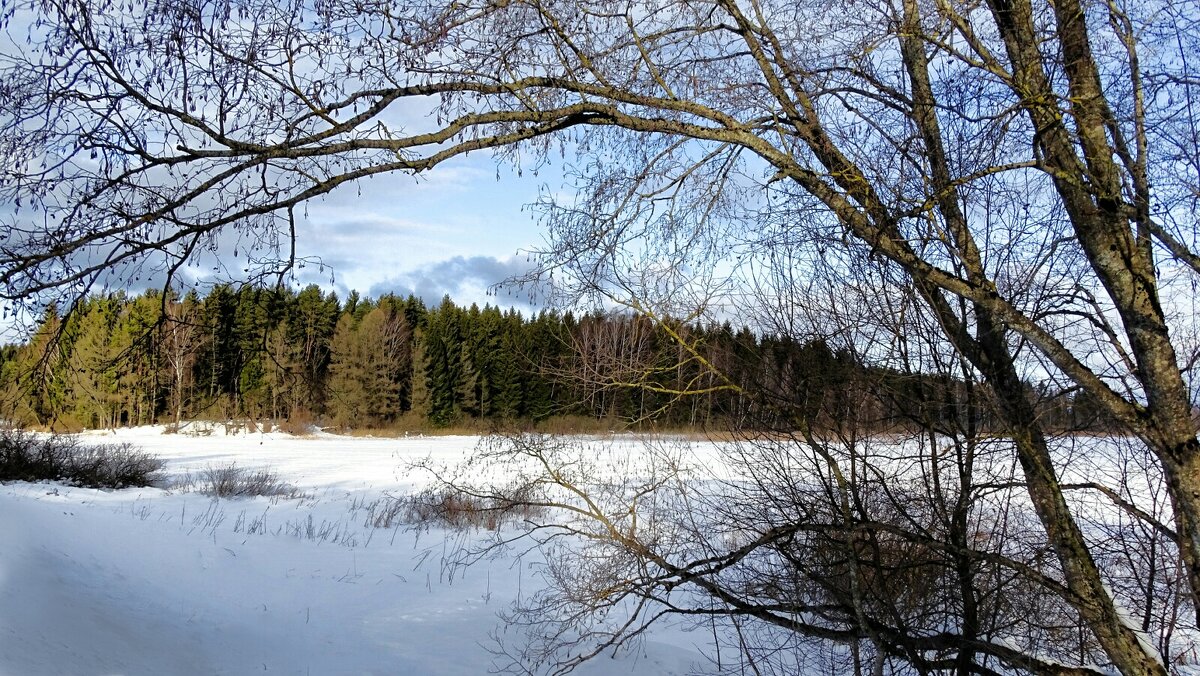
<box><xmin>0</xmin><ymin>430</ymin><xmax>164</xmax><ymax>488</ymax></box>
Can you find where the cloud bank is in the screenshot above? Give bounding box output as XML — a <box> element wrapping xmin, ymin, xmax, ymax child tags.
<box><xmin>367</xmin><ymin>255</ymin><xmax>545</xmax><ymax>310</ymax></box>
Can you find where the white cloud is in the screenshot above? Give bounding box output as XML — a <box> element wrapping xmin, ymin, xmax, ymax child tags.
<box><xmin>366</xmin><ymin>254</ymin><xmax>543</xmax><ymax>310</ymax></box>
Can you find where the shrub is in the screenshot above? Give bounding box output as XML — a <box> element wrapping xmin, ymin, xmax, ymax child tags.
<box><xmin>193</xmin><ymin>463</ymin><xmax>303</xmax><ymax>498</ymax></box>
<box><xmin>0</xmin><ymin>430</ymin><xmax>164</xmax><ymax>488</ymax></box>
<box><xmin>276</xmin><ymin>410</ymin><xmax>316</xmax><ymax>436</ymax></box>
<box><xmin>390</xmin><ymin>486</ymin><xmax>544</xmax><ymax>531</ymax></box>
<box><xmin>63</xmin><ymin>444</ymin><xmax>165</xmax><ymax>488</ymax></box>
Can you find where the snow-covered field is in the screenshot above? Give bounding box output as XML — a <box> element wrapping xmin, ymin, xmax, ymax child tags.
<box><xmin>0</xmin><ymin>426</ymin><xmax>710</xmax><ymax>676</ymax></box>
<box><xmin>2</xmin><ymin>425</ymin><xmax>1188</xmax><ymax>675</ymax></box>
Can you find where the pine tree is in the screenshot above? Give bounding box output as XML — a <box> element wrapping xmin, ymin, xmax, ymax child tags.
<box><xmin>327</xmin><ymin>312</ymin><xmax>368</xmax><ymax>427</ymax></box>
<box><xmin>490</xmin><ymin>309</ymin><xmax>525</xmax><ymax>420</ymax></box>
<box><xmin>459</xmin><ymin>303</ymin><xmax>486</xmax><ymax>418</ymax></box>
<box><xmin>287</xmin><ymin>285</ymin><xmax>340</xmax><ymax>416</ymax></box>
<box><xmin>12</xmin><ymin>306</ymin><xmax>67</xmax><ymax>428</ymax></box>
<box><xmin>64</xmin><ymin>295</ymin><xmax>124</xmax><ymax>429</ymax></box>
<box><xmin>198</xmin><ymin>284</ymin><xmax>240</xmax><ymax>412</ymax></box>
<box><xmin>234</xmin><ymin>287</ymin><xmax>274</xmax><ymax>419</ymax></box>
<box><xmin>523</xmin><ymin>310</ymin><xmax>565</xmax><ymax>422</ymax></box>
<box><xmin>408</xmin><ymin>325</ymin><xmax>430</xmax><ymax>421</ymax></box>
<box><xmin>122</xmin><ymin>291</ymin><xmax>166</xmax><ymax>425</ymax></box>
<box><xmin>424</xmin><ymin>296</ymin><xmax>464</xmax><ymax>427</ymax></box>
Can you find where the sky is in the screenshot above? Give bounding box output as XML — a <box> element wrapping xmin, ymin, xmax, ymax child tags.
<box><xmin>252</xmin><ymin>156</ymin><xmax>555</xmax><ymax>311</ymax></box>
<box><xmin>0</xmin><ymin>152</ymin><xmax>557</xmax><ymax>337</ymax></box>
<box><xmin>0</xmin><ymin>8</ymin><xmax>563</xmax><ymax>320</ymax></box>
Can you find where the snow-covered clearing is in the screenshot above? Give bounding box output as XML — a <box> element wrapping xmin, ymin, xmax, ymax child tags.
<box><xmin>0</xmin><ymin>426</ymin><xmax>710</xmax><ymax>676</ymax></box>
<box><xmin>1</xmin><ymin>426</ymin><xmax>1188</xmax><ymax>675</ymax></box>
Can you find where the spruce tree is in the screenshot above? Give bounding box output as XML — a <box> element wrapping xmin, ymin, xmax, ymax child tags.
<box><xmin>327</xmin><ymin>312</ymin><xmax>368</xmax><ymax>427</ymax></box>
<box><xmin>298</xmin><ymin>286</ymin><xmax>340</xmax><ymax>413</ymax></box>
<box><xmin>64</xmin><ymin>295</ymin><xmax>124</xmax><ymax>429</ymax></box>
<box><xmin>424</xmin><ymin>296</ymin><xmax>464</xmax><ymax>427</ymax></box>
<box><xmin>198</xmin><ymin>284</ymin><xmax>240</xmax><ymax>410</ymax></box>
<box><xmin>490</xmin><ymin>309</ymin><xmax>525</xmax><ymax>420</ymax></box>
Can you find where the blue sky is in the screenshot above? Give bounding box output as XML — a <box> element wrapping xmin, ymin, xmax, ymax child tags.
<box><xmin>257</xmin><ymin>155</ymin><xmax>554</xmax><ymax>309</ymax></box>
<box><xmin>0</xmin><ymin>8</ymin><xmax>563</xmax><ymax>316</ymax></box>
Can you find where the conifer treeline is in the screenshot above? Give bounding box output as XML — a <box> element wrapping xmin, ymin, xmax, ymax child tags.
<box><xmin>0</xmin><ymin>285</ymin><xmax>1109</xmax><ymax>432</ymax></box>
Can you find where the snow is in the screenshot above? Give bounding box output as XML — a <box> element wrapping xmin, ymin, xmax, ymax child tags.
<box><xmin>1106</xmin><ymin>581</ymin><xmax>1168</xmax><ymax>670</ymax></box>
<box><xmin>1</xmin><ymin>426</ymin><xmax>1192</xmax><ymax>674</ymax></box>
<box><xmin>0</xmin><ymin>426</ymin><xmax>710</xmax><ymax>676</ymax></box>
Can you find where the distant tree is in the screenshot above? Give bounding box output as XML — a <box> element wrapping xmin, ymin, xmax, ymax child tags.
<box><xmin>122</xmin><ymin>292</ymin><xmax>165</xmax><ymax>426</ymax></box>
<box><xmin>233</xmin><ymin>288</ymin><xmax>273</xmax><ymax>420</ymax></box>
<box><xmin>424</xmin><ymin>297</ymin><xmax>466</xmax><ymax>427</ymax></box>
<box><xmin>163</xmin><ymin>290</ymin><xmax>202</xmax><ymax>430</ymax></box>
<box><xmin>327</xmin><ymin>312</ymin><xmax>369</xmax><ymax>427</ymax></box>
<box><xmin>328</xmin><ymin>305</ymin><xmax>411</xmax><ymax>426</ymax></box>
<box><xmin>458</xmin><ymin>303</ymin><xmax>484</xmax><ymax>418</ymax></box>
<box><xmin>490</xmin><ymin>310</ymin><xmax>526</xmax><ymax>420</ymax></box>
<box><xmin>522</xmin><ymin>311</ymin><xmax>568</xmax><ymax>422</ymax></box>
<box><xmin>408</xmin><ymin>325</ymin><xmax>431</xmax><ymax>422</ymax></box>
<box><xmin>63</xmin><ymin>295</ymin><xmax>124</xmax><ymax>429</ymax></box>
<box><xmin>262</xmin><ymin>319</ymin><xmax>294</xmax><ymax>422</ymax></box>
<box><xmin>359</xmin><ymin>304</ymin><xmax>411</xmax><ymax>422</ymax></box>
<box><xmin>197</xmin><ymin>285</ymin><xmax>240</xmax><ymax>413</ymax></box>
<box><xmin>287</xmin><ymin>285</ymin><xmax>340</xmax><ymax>415</ymax></box>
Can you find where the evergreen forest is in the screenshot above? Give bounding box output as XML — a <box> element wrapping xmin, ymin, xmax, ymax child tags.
<box><xmin>0</xmin><ymin>285</ymin><xmax>1111</xmax><ymax>434</ymax></box>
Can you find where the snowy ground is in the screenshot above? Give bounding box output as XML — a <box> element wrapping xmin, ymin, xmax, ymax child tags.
<box><xmin>0</xmin><ymin>426</ymin><xmax>711</xmax><ymax>676</ymax></box>
<box><xmin>2</xmin><ymin>426</ymin><xmax>1187</xmax><ymax>675</ymax></box>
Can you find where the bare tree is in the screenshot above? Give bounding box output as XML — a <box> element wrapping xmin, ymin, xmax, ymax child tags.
<box><xmin>162</xmin><ymin>291</ymin><xmax>201</xmax><ymax>430</ymax></box>
<box><xmin>3</xmin><ymin>0</ymin><xmax>1200</xmax><ymax>672</ymax></box>
<box><xmin>433</xmin><ymin>257</ymin><xmax>1191</xmax><ymax>674</ymax></box>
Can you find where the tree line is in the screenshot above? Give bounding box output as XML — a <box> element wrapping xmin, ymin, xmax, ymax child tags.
<box><xmin>0</xmin><ymin>285</ymin><xmax>1111</xmax><ymax>434</ymax></box>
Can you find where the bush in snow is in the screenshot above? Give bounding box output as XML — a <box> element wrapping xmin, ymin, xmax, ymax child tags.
<box><xmin>0</xmin><ymin>430</ymin><xmax>164</xmax><ymax>488</ymax></box>
<box><xmin>386</xmin><ymin>485</ymin><xmax>545</xmax><ymax>531</ymax></box>
<box><xmin>190</xmin><ymin>463</ymin><xmax>303</xmax><ymax>499</ymax></box>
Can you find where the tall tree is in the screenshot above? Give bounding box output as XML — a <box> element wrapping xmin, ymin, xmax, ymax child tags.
<box><xmin>63</xmin><ymin>295</ymin><xmax>124</xmax><ymax>429</ymax></box>
<box><xmin>288</xmin><ymin>285</ymin><xmax>340</xmax><ymax>415</ymax></box>
<box><xmin>122</xmin><ymin>292</ymin><xmax>164</xmax><ymax>426</ymax></box>
<box><xmin>197</xmin><ymin>284</ymin><xmax>240</xmax><ymax>413</ymax></box>
<box><xmin>490</xmin><ymin>309</ymin><xmax>525</xmax><ymax>420</ymax></box>
<box><xmin>326</xmin><ymin>312</ymin><xmax>369</xmax><ymax>427</ymax></box>
<box><xmin>163</xmin><ymin>290</ymin><xmax>202</xmax><ymax>430</ymax></box>
<box><xmin>327</xmin><ymin>304</ymin><xmax>411</xmax><ymax>427</ymax></box>
<box><xmin>423</xmin><ymin>296</ymin><xmax>466</xmax><ymax>427</ymax></box>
